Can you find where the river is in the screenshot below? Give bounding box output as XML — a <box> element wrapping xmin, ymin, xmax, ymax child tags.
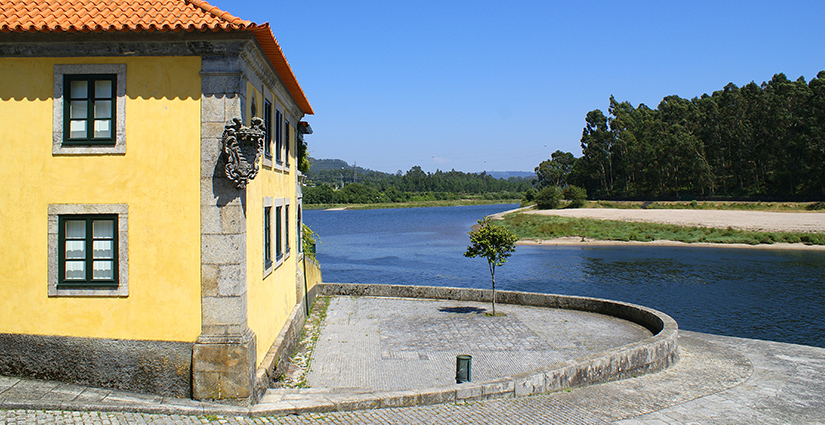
<box><xmin>304</xmin><ymin>204</ymin><xmax>825</xmax><ymax>348</ymax></box>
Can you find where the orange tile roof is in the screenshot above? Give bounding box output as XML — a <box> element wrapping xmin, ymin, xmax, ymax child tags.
<box><xmin>0</xmin><ymin>0</ymin><xmax>252</xmax><ymax>33</ymax></box>
<box><xmin>0</xmin><ymin>0</ymin><xmax>313</xmax><ymax>114</ymax></box>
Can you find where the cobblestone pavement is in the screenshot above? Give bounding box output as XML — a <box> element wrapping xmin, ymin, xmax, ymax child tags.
<box><xmin>3</xmin><ymin>333</ymin><xmax>824</xmax><ymax>423</ymax></box>
<box><xmin>307</xmin><ymin>297</ymin><xmax>651</xmax><ymax>391</ymax></box>
<box><xmin>2</xmin><ymin>298</ymin><xmax>825</xmax><ymax>423</ymax></box>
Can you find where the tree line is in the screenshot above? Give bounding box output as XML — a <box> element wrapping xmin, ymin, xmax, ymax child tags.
<box><xmin>557</xmin><ymin>71</ymin><xmax>825</xmax><ymax>199</ymax></box>
<box><xmin>304</xmin><ymin>164</ymin><xmax>532</xmax><ymax>204</ymax></box>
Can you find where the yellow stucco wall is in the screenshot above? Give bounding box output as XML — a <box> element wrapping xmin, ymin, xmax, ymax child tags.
<box><xmin>302</xmin><ymin>255</ymin><xmax>322</xmax><ymax>295</ymax></box>
<box><xmin>0</xmin><ymin>56</ymin><xmax>202</xmax><ymax>342</ymax></box>
<box><xmin>244</xmin><ymin>82</ymin><xmax>302</xmax><ymax>365</ymax></box>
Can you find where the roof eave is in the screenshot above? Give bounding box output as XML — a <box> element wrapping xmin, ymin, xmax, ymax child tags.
<box><xmin>251</xmin><ymin>24</ymin><xmax>314</xmax><ymax>116</ymax></box>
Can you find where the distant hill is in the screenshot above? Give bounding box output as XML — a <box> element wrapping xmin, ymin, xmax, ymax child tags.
<box><xmin>303</xmin><ymin>157</ymin><xmax>533</xmax><ymax>203</ymax></box>
<box><xmin>485</xmin><ymin>171</ymin><xmax>535</xmax><ymax>180</ymax></box>
<box><xmin>307</xmin><ymin>158</ymin><xmax>349</xmax><ymax>171</ymax></box>
<box><xmin>308</xmin><ymin>158</ymin><xmax>390</xmax><ymax>176</ymax></box>
<box><xmin>308</xmin><ymin>158</ymin><xmax>533</xmax><ymax>180</ymax></box>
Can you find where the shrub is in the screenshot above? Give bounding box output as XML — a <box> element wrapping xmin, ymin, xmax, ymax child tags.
<box><xmin>807</xmin><ymin>202</ymin><xmax>825</xmax><ymax>211</ymax></box>
<box><xmin>520</xmin><ymin>189</ymin><xmax>536</xmax><ymax>207</ymax></box>
<box><xmin>522</xmin><ymin>188</ymin><xmax>536</xmax><ymax>202</ymax></box>
<box><xmin>535</xmin><ymin>186</ymin><xmax>563</xmax><ymax>209</ymax></box>
<box><xmin>303</xmin><ymin>184</ymin><xmax>335</xmax><ymax>204</ymax></box>
<box><xmin>384</xmin><ymin>187</ymin><xmax>408</xmax><ymax>203</ymax></box>
<box><xmin>562</xmin><ymin>185</ymin><xmax>587</xmax><ymax>208</ymax></box>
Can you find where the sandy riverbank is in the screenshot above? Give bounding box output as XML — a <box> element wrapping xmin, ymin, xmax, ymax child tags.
<box><xmin>500</xmin><ymin>207</ymin><xmax>825</xmax><ymax>250</ymax></box>
<box><xmin>517</xmin><ymin>236</ymin><xmax>825</xmax><ymax>250</ymax></box>
<box><xmin>523</xmin><ymin>208</ymin><xmax>825</xmax><ymax>233</ymax></box>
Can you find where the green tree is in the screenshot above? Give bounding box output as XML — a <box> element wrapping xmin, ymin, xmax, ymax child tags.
<box><xmin>297</xmin><ymin>137</ymin><xmax>310</xmax><ymax>174</ymax></box>
<box><xmin>535</xmin><ymin>150</ymin><xmax>576</xmax><ymax>188</ymax></box>
<box><xmin>580</xmin><ymin>109</ymin><xmax>615</xmax><ymax>195</ymax></box>
<box><xmin>563</xmin><ymin>185</ymin><xmax>587</xmax><ymax>208</ymax></box>
<box><xmin>301</xmin><ymin>223</ymin><xmax>318</xmax><ymax>259</ymax></box>
<box><xmin>464</xmin><ymin>218</ymin><xmax>518</xmax><ymax>316</ymax></box>
<box><xmin>303</xmin><ymin>184</ymin><xmax>335</xmax><ymax>204</ymax></box>
<box><xmin>340</xmin><ymin>183</ymin><xmax>382</xmax><ymax>203</ymax></box>
<box><xmin>535</xmin><ymin>186</ymin><xmax>563</xmax><ymax>209</ymax></box>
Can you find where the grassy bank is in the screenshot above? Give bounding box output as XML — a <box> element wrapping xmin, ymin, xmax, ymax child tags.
<box><xmin>500</xmin><ymin>213</ymin><xmax>825</xmax><ymax>246</ymax></box>
<box><xmin>577</xmin><ymin>200</ymin><xmax>825</xmax><ymax>212</ymax></box>
<box><xmin>304</xmin><ymin>199</ymin><xmax>521</xmax><ymax>210</ymax></box>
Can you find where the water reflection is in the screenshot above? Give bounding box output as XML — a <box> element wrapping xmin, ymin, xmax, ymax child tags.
<box><xmin>305</xmin><ymin>205</ymin><xmax>825</xmax><ymax>348</ymax></box>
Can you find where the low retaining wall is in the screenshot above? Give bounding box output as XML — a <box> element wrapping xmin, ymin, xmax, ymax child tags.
<box><xmin>254</xmin><ymin>256</ymin><xmax>322</xmax><ymax>401</ymax></box>
<box><xmin>311</xmin><ymin>283</ymin><xmax>679</xmax><ymax>404</ymax></box>
<box><xmin>0</xmin><ymin>333</ymin><xmax>192</xmax><ymax>398</ymax></box>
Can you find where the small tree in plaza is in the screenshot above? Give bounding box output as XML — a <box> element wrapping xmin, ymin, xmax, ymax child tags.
<box><xmin>464</xmin><ymin>218</ymin><xmax>518</xmax><ymax>316</ymax></box>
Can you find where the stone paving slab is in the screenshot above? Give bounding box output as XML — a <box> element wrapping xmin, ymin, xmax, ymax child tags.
<box><xmin>4</xmin><ymin>331</ymin><xmax>824</xmax><ymax>423</ymax></box>
<box><xmin>1</xmin><ymin>295</ymin><xmax>824</xmax><ymax>423</ymax></box>
<box><xmin>613</xmin><ymin>332</ymin><xmax>825</xmax><ymax>425</ymax></box>
<box><xmin>307</xmin><ymin>296</ymin><xmax>652</xmax><ymax>391</ymax></box>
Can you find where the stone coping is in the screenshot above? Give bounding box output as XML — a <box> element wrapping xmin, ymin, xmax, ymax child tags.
<box><xmin>250</xmin><ymin>283</ymin><xmax>679</xmax><ymax>416</ymax></box>
<box><xmin>0</xmin><ymin>284</ymin><xmax>678</xmax><ymax>417</ymax></box>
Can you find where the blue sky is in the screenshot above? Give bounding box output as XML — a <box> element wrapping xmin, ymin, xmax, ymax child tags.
<box><xmin>212</xmin><ymin>0</ymin><xmax>825</xmax><ymax>174</ymax></box>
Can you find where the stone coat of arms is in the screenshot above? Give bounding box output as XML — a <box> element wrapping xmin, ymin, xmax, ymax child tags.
<box><xmin>222</xmin><ymin>117</ymin><xmax>265</xmax><ymax>189</ymax></box>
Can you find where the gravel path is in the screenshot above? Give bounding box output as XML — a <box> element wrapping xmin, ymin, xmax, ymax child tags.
<box><xmin>522</xmin><ymin>208</ymin><xmax>825</xmax><ymax>234</ymax></box>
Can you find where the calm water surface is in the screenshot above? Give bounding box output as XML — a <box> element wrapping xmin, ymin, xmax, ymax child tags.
<box><xmin>304</xmin><ymin>204</ymin><xmax>825</xmax><ymax>348</ymax></box>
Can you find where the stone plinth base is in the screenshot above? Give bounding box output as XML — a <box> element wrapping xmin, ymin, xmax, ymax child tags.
<box><xmin>192</xmin><ymin>328</ymin><xmax>257</xmax><ymax>404</ymax></box>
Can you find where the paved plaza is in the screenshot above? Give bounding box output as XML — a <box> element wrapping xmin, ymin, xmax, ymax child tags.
<box><xmin>2</xmin><ymin>296</ymin><xmax>824</xmax><ymax>424</ymax></box>
<box><xmin>306</xmin><ymin>297</ymin><xmax>651</xmax><ymax>391</ymax></box>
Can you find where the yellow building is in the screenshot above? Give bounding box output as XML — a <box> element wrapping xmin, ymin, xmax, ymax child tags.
<box><xmin>0</xmin><ymin>0</ymin><xmax>319</xmax><ymax>403</ymax></box>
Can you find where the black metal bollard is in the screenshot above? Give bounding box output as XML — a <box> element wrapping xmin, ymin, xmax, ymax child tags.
<box><xmin>456</xmin><ymin>354</ymin><xmax>472</xmax><ymax>383</ymax></box>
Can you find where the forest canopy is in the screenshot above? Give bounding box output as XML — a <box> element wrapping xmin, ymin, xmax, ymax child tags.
<box><xmin>304</xmin><ymin>70</ymin><xmax>825</xmax><ymax>205</ymax></box>
<box><xmin>566</xmin><ymin>71</ymin><xmax>825</xmax><ymax>199</ymax></box>
<box><xmin>304</xmin><ymin>161</ymin><xmax>531</xmax><ymax>205</ymax></box>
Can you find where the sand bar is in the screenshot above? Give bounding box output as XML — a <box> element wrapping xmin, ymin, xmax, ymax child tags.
<box><xmin>507</xmin><ymin>208</ymin><xmax>825</xmax><ymax>250</ymax></box>
<box><xmin>522</xmin><ymin>208</ymin><xmax>825</xmax><ymax>233</ymax></box>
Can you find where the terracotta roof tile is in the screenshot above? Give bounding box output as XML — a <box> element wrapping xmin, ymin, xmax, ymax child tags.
<box><xmin>0</xmin><ymin>0</ymin><xmax>314</xmax><ymax>114</ymax></box>
<box><xmin>0</xmin><ymin>0</ymin><xmax>251</xmax><ymax>33</ymax></box>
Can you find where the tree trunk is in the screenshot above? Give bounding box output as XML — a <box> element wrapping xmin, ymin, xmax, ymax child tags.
<box><xmin>489</xmin><ymin>263</ymin><xmax>496</xmax><ymax>316</ymax></box>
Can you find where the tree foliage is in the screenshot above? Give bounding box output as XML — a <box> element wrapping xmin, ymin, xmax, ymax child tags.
<box><xmin>304</xmin><ymin>162</ymin><xmax>532</xmax><ymax>204</ymax></box>
<box><xmin>535</xmin><ymin>186</ymin><xmax>563</xmax><ymax>209</ymax></box>
<box><xmin>301</xmin><ymin>223</ymin><xmax>318</xmax><ymax>259</ymax></box>
<box><xmin>566</xmin><ymin>71</ymin><xmax>825</xmax><ymax>199</ymax></box>
<box><xmin>563</xmin><ymin>185</ymin><xmax>588</xmax><ymax>208</ymax></box>
<box><xmin>464</xmin><ymin>218</ymin><xmax>518</xmax><ymax>315</ymax></box>
<box><xmin>535</xmin><ymin>150</ymin><xmax>576</xmax><ymax>188</ymax></box>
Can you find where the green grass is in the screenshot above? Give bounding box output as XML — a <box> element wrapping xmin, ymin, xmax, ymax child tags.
<box><xmin>276</xmin><ymin>295</ymin><xmax>332</xmax><ymax>389</ymax></box>
<box><xmin>500</xmin><ymin>213</ymin><xmax>825</xmax><ymax>246</ymax></box>
<box><xmin>584</xmin><ymin>200</ymin><xmax>822</xmax><ymax>212</ymax></box>
<box><xmin>304</xmin><ymin>198</ymin><xmax>522</xmax><ymax>210</ymax></box>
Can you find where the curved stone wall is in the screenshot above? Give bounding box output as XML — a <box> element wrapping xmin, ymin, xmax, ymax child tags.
<box><xmin>313</xmin><ymin>283</ymin><xmax>679</xmax><ymax>404</ymax></box>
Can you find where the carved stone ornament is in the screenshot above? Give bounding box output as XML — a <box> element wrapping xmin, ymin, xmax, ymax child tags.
<box><xmin>222</xmin><ymin>117</ymin><xmax>265</xmax><ymax>189</ymax></box>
